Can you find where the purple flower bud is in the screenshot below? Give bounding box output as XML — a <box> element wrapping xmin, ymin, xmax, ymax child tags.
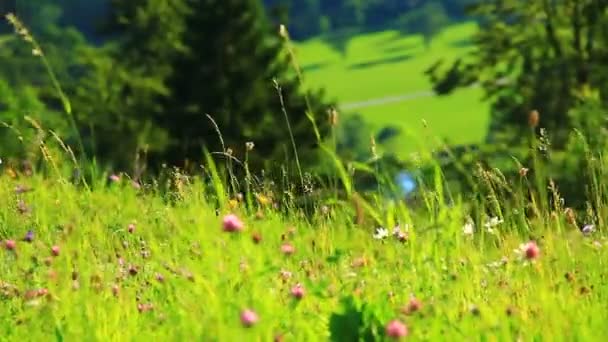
<box><xmin>582</xmin><ymin>224</ymin><xmax>596</xmax><ymax>235</ymax></box>
<box><xmin>23</xmin><ymin>230</ymin><xmax>34</xmax><ymax>242</ymax></box>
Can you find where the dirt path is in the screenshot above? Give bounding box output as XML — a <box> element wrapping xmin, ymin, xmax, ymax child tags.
<box><xmin>340</xmin><ymin>90</ymin><xmax>435</xmax><ymax>111</ymax></box>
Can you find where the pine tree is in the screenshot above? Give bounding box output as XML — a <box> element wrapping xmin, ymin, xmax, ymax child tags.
<box><xmin>162</xmin><ymin>0</ymin><xmax>330</xmax><ymax>173</ymax></box>
<box><xmin>427</xmin><ymin>0</ymin><xmax>608</xmax><ymax>149</ymax></box>
<box><xmin>71</xmin><ymin>0</ymin><xmax>189</xmax><ymax>170</ymax></box>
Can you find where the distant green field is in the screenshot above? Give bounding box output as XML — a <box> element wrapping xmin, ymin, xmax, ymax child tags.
<box><xmin>296</xmin><ymin>22</ymin><xmax>490</xmax><ymax>155</ymax></box>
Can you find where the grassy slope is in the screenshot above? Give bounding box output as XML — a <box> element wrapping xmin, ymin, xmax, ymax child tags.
<box><xmin>0</xmin><ymin>172</ymin><xmax>606</xmax><ymax>340</ymax></box>
<box><xmin>296</xmin><ymin>23</ymin><xmax>490</xmax><ymax>154</ymax></box>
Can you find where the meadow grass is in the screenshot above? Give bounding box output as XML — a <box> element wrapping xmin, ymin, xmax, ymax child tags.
<box><xmin>296</xmin><ymin>22</ymin><xmax>490</xmax><ymax>155</ymax></box>
<box><xmin>0</xmin><ymin>153</ymin><xmax>606</xmax><ymax>340</ymax></box>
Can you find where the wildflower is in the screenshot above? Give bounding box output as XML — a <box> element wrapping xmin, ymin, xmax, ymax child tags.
<box><xmin>462</xmin><ymin>221</ymin><xmax>475</xmax><ymax>236</ymax></box>
<box><xmin>223</xmin><ymin>214</ymin><xmax>244</xmax><ymax>232</ymax></box>
<box><xmin>524</xmin><ymin>242</ymin><xmax>540</xmax><ymax>259</ymax></box>
<box><xmin>320</xmin><ymin>205</ymin><xmax>330</xmax><ymax>216</ymax></box>
<box><xmin>137</xmin><ymin>303</ymin><xmax>154</xmax><ymax>313</ymax></box>
<box><xmin>5</xmin><ymin>240</ymin><xmax>16</xmax><ymax>251</ymax></box>
<box><xmin>515</xmin><ymin>241</ymin><xmax>540</xmax><ymax>261</ymax></box>
<box><xmin>395</xmin><ymin>231</ymin><xmax>408</xmax><ymax>242</ymax></box>
<box><xmin>51</xmin><ymin>245</ymin><xmax>60</xmax><ymax>257</ymax></box>
<box><xmin>281</xmin><ymin>243</ymin><xmax>295</xmax><ymax>255</ymax></box>
<box><xmin>256</xmin><ymin>194</ymin><xmax>272</xmax><ymax>206</ymax></box>
<box><xmin>245</xmin><ymin>142</ymin><xmax>255</xmax><ymax>151</ymax></box>
<box><xmin>392</xmin><ymin>224</ymin><xmax>409</xmax><ymax>242</ymax></box>
<box><xmin>16</xmin><ymin>200</ymin><xmax>30</xmax><ymax>214</ymax></box>
<box><xmin>141</xmin><ymin>250</ymin><xmax>150</xmax><ymax>259</ymax></box>
<box><xmin>14</xmin><ymin>185</ymin><xmax>32</xmax><ymax>194</ymax></box>
<box><xmin>252</xmin><ymin>232</ymin><xmax>262</xmax><ymax>244</ymax></box>
<box><xmin>564</xmin><ymin>208</ymin><xmax>577</xmax><ymax>225</ymax></box>
<box><xmin>485</xmin><ymin>256</ymin><xmax>509</xmax><ymax>269</ymax></box>
<box><xmin>228</xmin><ymin>199</ymin><xmax>238</xmax><ymax>209</ymax></box>
<box><xmin>128</xmin><ymin>265</ymin><xmax>139</xmax><ymax>276</ymax></box>
<box><xmin>23</xmin><ymin>231</ymin><xmax>34</xmax><ymax>242</ymax></box>
<box><xmin>373</xmin><ymin>227</ymin><xmax>390</xmax><ymax>240</ymax></box>
<box><xmin>32</xmin><ymin>48</ymin><xmax>42</xmax><ymax>56</ymax></box>
<box><xmin>404</xmin><ymin>296</ymin><xmax>422</xmax><ymax>314</ymax></box>
<box><xmin>5</xmin><ymin>167</ymin><xmax>16</xmax><ymax>179</ymax></box>
<box><xmin>128</xmin><ymin>223</ymin><xmax>136</xmax><ymax>233</ymax></box>
<box><xmin>385</xmin><ymin>320</ymin><xmax>408</xmax><ymax>339</ymax></box>
<box><xmin>519</xmin><ymin>167</ymin><xmax>529</xmax><ymax>177</ymax></box>
<box><xmin>240</xmin><ymin>309</ymin><xmax>259</xmax><ymax>327</ymax></box>
<box><xmin>484</xmin><ymin>217</ymin><xmax>503</xmax><ymax>228</ymax></box>
<box><xmin>484</xmin><ymin>217</ymin><xmax>503</xmax><ymax>234</ymax></box>
<box><xmin>109</xmin><ymin>174</ymin><xmax>120</xmax><ymax>182</ymax></box>
<box><xmin>291</xmin><ymin>284</ymin><xmax>305</xmax><ymax>299</ymax></box>
<box><xmin>155</xmin><ymin>273</ymin><xmax>165</xmax><ymax>283</ymax></box>
<box><xmin>25</xmin><ymin>288</ymin><xmax>48</xmax><ymax>300</ymax></box>
<box><xmin>279</xmin><ymin>269</ymin><xmax>292</xmax><ymax>282</ymax></box>
<box><xmin>582</xmin><ymin>224</ymin><xmax>596</xmax><ymax>236</ymax></box>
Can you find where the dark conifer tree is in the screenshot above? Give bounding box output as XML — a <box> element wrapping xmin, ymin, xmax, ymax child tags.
<box><xmin>161</xmin><ymin>0</ymin><xmax>330</xmax><ymax>173</ymax></box>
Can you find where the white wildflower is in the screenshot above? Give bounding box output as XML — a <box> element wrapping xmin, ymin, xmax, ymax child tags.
<box><xmin>485</xmin><ymin>256</ymin><xmax>508</xmax><ymax>269</ymax></box>
<box><xmin>484</xmin><ymin>217</ymin><xmax>503</xmax><ymax>228</ymax></box>
<box><xmin>373</xmin><ymin>227</ymin><xmax>389</xmax><ymax>240</ymax></box>
<box><xmin>483</xmin><ymin>217</ymin><xmax>503</xmax><ymax>234</ymax></box>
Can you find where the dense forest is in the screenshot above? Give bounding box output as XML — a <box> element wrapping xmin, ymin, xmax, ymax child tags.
<box><xmin>4</xmin><ymin>0</ymin><xmax>474</xmax><ymax>41</ymax></box>
<box><xmin>263</xmin><ymin>0</ymin><xmax>476</xmax><ymax>39</ymax></box>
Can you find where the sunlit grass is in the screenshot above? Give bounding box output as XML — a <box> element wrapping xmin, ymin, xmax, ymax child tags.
<box><xmin>0</xmin><ymin>161</ymin><xmax>606</xmax><ymax>340</ymax></box>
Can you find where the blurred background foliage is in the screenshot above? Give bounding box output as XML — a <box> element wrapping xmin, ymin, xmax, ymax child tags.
<box><xmin>0</xmin><ymin>0</ymin><xmax>608</xmax><ymax>207</ymax></box>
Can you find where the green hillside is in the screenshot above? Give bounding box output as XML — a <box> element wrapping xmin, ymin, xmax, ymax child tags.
<box><xmin>296</xmin><ymin>22</ymin><xmax>489</xmax><ymax>154</ymax></box>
